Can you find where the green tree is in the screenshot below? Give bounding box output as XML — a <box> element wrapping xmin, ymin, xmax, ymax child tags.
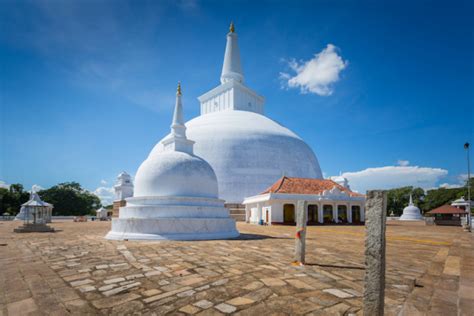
<box><xmin>38</xmin><ymin>182</ymin><xmax>101</xmax><ymax>216</ymax></box>
<box><xmin>421</xmin><ymin>187</ymin><xmax>467</xmax><ymax>213</ymax></box>
<box><xmin>0</xmin><ymin>184</ymin><xmax>30</xmax><ymax>215</ymax></box>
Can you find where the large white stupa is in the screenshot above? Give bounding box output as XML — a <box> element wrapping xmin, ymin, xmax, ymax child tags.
<box><xmin>399</xmin><ymin>194</ymin><xmax>423</xmax><ymax>221</ymax></box>
<box><xmin>106</xmin><ymin>84</ymin><xmax>239</xmax><ymax>240</ymax></box>
<box><xmin>152</xmin><ymin>23</ymin><xmax>322</xmax><ymax>204</ymax></box>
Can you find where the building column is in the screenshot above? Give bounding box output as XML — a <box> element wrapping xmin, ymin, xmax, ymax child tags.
<box><xmin>360</xmin><ymin>204</ymin><xmax>366</xmax><ymax>222</ymax></box>
<box><xmin>245</xmin><ymin>204</ymin><xmax>250</xmax><ymax>223</ymax></box>
<box><xmin>256</xmin><ymin>203</ymin><xmax>262</xmax><ymax>224</ymax></box>
<box><xmin>348</xmin><ymin>203</ymin><xmax>352</xmax><ymax>223</ymax></box>
<box><xmin>333</xmin><ymin>203</ymin><xmax>338</xmax><ymax>223</ymax></box>
<box><xmin>318</xmin><ymin>203</ymin><xmax>324</xmax><ymax>224</ymax></box>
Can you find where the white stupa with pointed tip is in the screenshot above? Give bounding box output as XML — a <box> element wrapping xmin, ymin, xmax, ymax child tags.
<box><xmin>152</xmin><ymin>23</ymin><xmax>323</xmax><ymax>204</ymax></box>
<box><xmin>399</xmin><ymin>194</ymin><xmax>423</xmax><ymax>221</ymax></box>
<box><xmin>106</xmin><ymin>83</ymin><xmax>239</xmax><ymax>240</ymax></box>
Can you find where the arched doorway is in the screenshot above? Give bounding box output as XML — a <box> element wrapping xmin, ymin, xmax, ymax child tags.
<box><xmin>283</xmin><ymin>204</ymin><xmax>295</xmax><ymax>224</ymax></box>
<box><xmin>352</xmin><ymin>205</ymin><xmax>361</xmax><ymax>223</ymax></box>
<box><xmin>323</xmin><ymin>205</ymin><xmax>333</xmax><ymax>223</ymax></box>
<box><xmin>338</xmin><ymin>205</ymin><xmax>347</xmax><ymax>223</ymax></box>
<box><xmin>308</xmin><ymin>204</ymin><xmax>318</xmax><ymax>225</ymax></box>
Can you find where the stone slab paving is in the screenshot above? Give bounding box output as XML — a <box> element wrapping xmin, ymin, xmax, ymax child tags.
<box><xmin>0</xmin><ymin>220</ymin><xmax>471</xmax><ymax>315</ymax></box>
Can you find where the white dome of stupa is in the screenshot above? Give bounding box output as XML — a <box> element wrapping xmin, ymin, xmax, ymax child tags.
<box><xmin>151</xmin><ymin>24</ymin><xmax>322</xmax><ymax>203</ymax></box>
<box><xmin>151</xmin><ymin>111</ymin><xmax>321</xmax><ymax>203</ymax></box>
<box><xmin>106</xmin><ymin>83</ymin><xmax>238</xmax><ymax>240</ymax></box>
<box><xmin>399</xmin><ymin>194</ymin><xmax>423</xmax><ymax>221</ymax></box>
<box><xmin>135</xmin><ymin>151</ymin><xmax>218</xmax><ymax>199</ymax></box>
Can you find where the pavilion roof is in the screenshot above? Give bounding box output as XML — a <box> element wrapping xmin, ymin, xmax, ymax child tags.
<box><xmin>22</xmin><ymin>192</ymin><xmax>53</xmax><ymax>207</ymax></box>
<box><xmin>260</xmin><ymin>176</ymin><xmax>364</xmax><ymax>197</ymax></box>
<box><xmin>427</xmin><ymin>205</ymin><xmax>467</xmax><ymax>214</ymax></box>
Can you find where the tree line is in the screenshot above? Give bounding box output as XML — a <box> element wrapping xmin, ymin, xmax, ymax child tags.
<box><xmin>0</xmin><ymin>182</ymin><xmax>101</xmax><ymax>216</ymax></box>
<box><xmin>0</xmin><ymin>179</ymin><xmax>471</xmax><ymax>217</ymax></box>
<box><xmin>387</xmin><ymin>178</ymin><xmax>473</xmax><ymax>215</ymax></box>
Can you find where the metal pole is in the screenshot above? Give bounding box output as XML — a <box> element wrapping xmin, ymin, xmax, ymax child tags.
<box><xmin>466</xmin><ymin>143</ymin><xmax>471</xmax><ymax>231</ymax></box>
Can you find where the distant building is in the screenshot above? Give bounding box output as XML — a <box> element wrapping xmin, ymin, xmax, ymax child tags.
<box><xmin>112</xmin><ymin>171</ymin><xmax>134</xmax><ymax>217</ymax></box>
<box><xmin>243</xmin><ymin>176</ymin><xmax>365</xmax><ymax>225</ymax></box>
<box><xmin>451</xmin><ymin>197</ymin><xmax>472</xmax><ymax>211</ymax></box>
<box><xmin>96</xmin><ymin>207</ymin><xmax>111</xmax><ymax>220</ymax></box>
<box><xmin>427</xmin><ymin>205</ymin><xmax>467</xmax><ymax>226</ymax></box>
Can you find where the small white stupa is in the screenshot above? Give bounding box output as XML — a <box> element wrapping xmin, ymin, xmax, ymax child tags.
<box><xmin>399</xmin><ymin>194</ymin><xmax>423</xmax><ymax>221</ymax></box>
<box><xmin>105</xmin><ymin>83</ymin><xmax>239</xmax><ymax>240</ymax></box>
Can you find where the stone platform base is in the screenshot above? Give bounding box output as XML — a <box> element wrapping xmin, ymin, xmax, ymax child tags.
<box><xmin>399</xmin><ymin>216</ymin><xmax>425</xmax><ymax>221</ymax></box>
<box><xmin>106</xmin><ymin>218</ymin><xmax>239</xmax><ymax>241</ymax></box>
<box><xmin>14</xmin><ymin>223</ymin><xmax>55</xmax><ymax>233</ymax></box>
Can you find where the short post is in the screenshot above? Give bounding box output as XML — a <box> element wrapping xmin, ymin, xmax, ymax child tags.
<box><xmin>363</xmin><ymin>190</ymin><xmax>387</xmax><ymax>316</ymax></box>
<box><xmin>294</xmin><ymin>200</ymin><xmax>308</xmax><ymax>265</ymax></box>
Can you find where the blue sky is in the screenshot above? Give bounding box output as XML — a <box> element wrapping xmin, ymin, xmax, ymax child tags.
<box><xmin>1</xmin><ymin>0</ymin><xmax>473</xmax><ymax>203</ymax></box>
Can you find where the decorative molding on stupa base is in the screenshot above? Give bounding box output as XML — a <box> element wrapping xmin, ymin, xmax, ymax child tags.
<box><xmin>392</xmin><ymin>219</ymin><xmax>427</xmax><ymax>226</ymax></box>
<box><xmin>14</xmin><ymin>223</ymin><xmax>55</xmax><ymax>233</ymax></box>
<box><xmin>118</xmin><ymin>204</ymin><xmax>231</xmax><ymax>219</ymax></box>
<box><xmin>399</xmin><ymin>215</ymin><xmax>424</xmax><ymax>221</ymax></box>
<box><xmin>105</xmin><ymin>218</ymin><xmax>239</xmax><ymax>241</ymax></box>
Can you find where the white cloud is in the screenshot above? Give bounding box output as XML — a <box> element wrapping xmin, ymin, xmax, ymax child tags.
<box><xmin>0</xmin><ymin>181</ymin><xmax>10</xmax><ymax>189</ymax></box>
<box><xmin>94</xmin><ymin>186</ymin><xmax>115</xmax><ymax>206</ymax></box>
<box><xmin>437</xmin><ymin>174</ymin><xmax>470</xmax><ymax>189</ymax></box>
<box><xmin>438</xmin><ymin>183</ymin><xmax>463</xmax><ymax>189</ymax></box>
<box><xmin>397</xmin><ymin>160</ymin><xmax>410</xmax><ymax>166</ymax></box>
<box><xmin>280</xmin><ymin>44</ymin><xmax>348</xmax><ymax>96</ymax></box>
<box><xmin>458</xmin><ymin>174</ymin><xmax>469</xmax><ymax>183</ymax></box>
<box><xmin>176</xmin><ymin>0</ymin><xmax>199</xmax><ymax>11</ymax></box>
<box><xmin>100</xmin><ymin>179</ymin><xmax>108</xmax><ymax>185</ymax></box>
<box><xmin>340</xmin><ymin>165</ymin><xmax>448</xmax><ymax>193</ymax></box>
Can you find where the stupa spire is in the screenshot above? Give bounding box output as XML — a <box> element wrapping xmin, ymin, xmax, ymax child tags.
<box><xmin>171</xmin><ymin>82</ymin><xmax>186</xmax><ymax>138</ymax></box>
<box><xmin>162</xmin><ymin>82</ymin><xmax>194</xmax><ymax>154</ymax></box>
<box><xmin>409</xmin><ymin>194</ymin><xmax>414</xmax><ymax>206</ymax></box>
<box><xmin>221</xmin><ymin>22</ymin><xmax>244</xmax><ymax>84</ymax></box>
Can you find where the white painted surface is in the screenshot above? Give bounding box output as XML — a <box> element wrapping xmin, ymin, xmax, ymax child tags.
<box><xmin>152</xmin><ymin>111</ymin><xmax>322</xmax><ymax>203</ymax></box>
<box><xmin>221</xmin><ymin>29</ymin><xmax>243</xmax><ymax>84</ymax></box>
<box><xmin>244</xmin><ymin>191</ymin><xmax>365</xmax><ymax>225</ymax></box>
<box><xmin>149</xmin><ymin>25</ymin><xmax>322</xmax><ymax>203</ymax></box>
<box><xmin>134</xmin><ymin>151</ymin><xmax>219</xmax><ymax>199</ymax></box>
<box><xmin>107</xmin><ymin>86</ymin><xmax>238</xmax><ymax>240</ymax></box>
<box><xmin>114</xmin><ymin>171</ymin><xmax>134</xmax><ymax>201</ymax></box>
<box><xmin>399</xmin><ymin>194</ymin><xmax>423</xmax><ymax>221</ymax></box>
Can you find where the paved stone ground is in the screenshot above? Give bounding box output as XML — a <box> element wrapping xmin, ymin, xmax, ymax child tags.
<box><xmin>0</xmin><ymin>221</ymin><xmax>472</xmax><ymax>315</ymax></box>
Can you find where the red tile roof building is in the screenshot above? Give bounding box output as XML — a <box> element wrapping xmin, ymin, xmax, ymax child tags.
<box><xmin>427</xmin><ymin>204</ymin><xmax>468</xmax><ymax>226</ymax></box>
<box><xmin>243</xmin><ymin>176</ymin><xmax>366</xmax><ymax>225</ymax></box>
<box><xmin>427</xmin><ymin>205</ymin><xmax>467</xmax><ymax>214</ymax></box>
<box><xmin>261</xmin><ymin>176</ymin><xmax>365</xmax><ymax>197</ymax></box>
